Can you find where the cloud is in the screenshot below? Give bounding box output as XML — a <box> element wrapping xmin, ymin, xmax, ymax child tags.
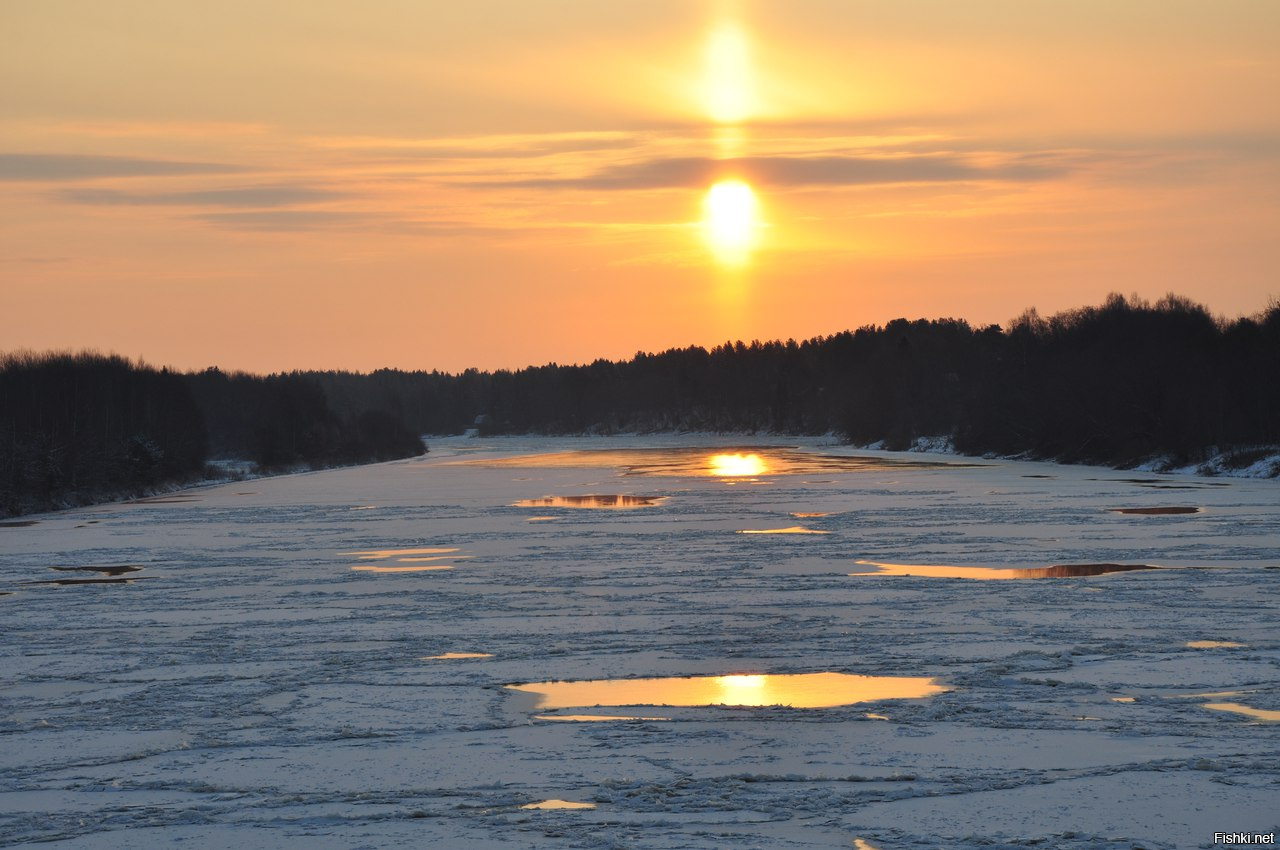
<box><xmin>188</xmin><ymin>210</ymin><xmax>376</xmax><ymax>232</ymax></box>
<box><xmin>0</xmin><ymin>153</ymin><xmax>242</xmax><ymax>181</ymax></box>
<box><xmin>58</xmin><ymin>185</ymin><xmax>350</xmax><ymax>207</ymax></box>
<box><xmin>478</xmin><ymin>153</ymin><xmax>1069</xmax><ymax>190</ymax></box>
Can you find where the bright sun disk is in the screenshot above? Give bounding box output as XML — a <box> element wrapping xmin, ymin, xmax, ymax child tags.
<box><xmin>703</xmin><ymin>181</ymin><xmax>760</xmax><ymax>267</ymax></box>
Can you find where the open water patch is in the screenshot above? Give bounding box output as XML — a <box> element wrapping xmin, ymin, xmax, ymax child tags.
<box><xmin>738</xmin><ymin>526</ymin><xmax>831</xmax><ymax>535</ymax></box>
<box><xmin>534</xmin><ymin>713</ymin><xmax>671</xmax><ymax>722</ymax></box>
<box><xmin>507</xmin><ymin>672</ymin><xmax>949</xmax><ymax>710</ymax></box>
<box><xmin>521</xmin><ymin>799</ymin><xmax>597</xmax><ymax>810</ymax></box>
<box><xmin>1203</xmin><ymin>702</ymin><xmax>1280</xmax><ymax>722</ymax></box>
<box><xmin>1110</xmin><ymin>506</ymin><xmax>1200</xmax><ymax>515</ymax></box>
<box><xmin>852</xmin><ymin>560</ymin><xmax>1161</xmax><ymax>580</ymax></box>
<box><xmin>49</xmin><ymin>564</ymin><xmax>144</xmax><ymax>577</ymax></box>
<box><xmin>340</xmin><ymin>545</ymin><xmax>468</xmax><ymax>573</ymax></box>
<box><xmin>468</xmin><ymin>446</ymin><xmax>983</xmax><ymax>478</ymax></box>
<box><xmin>513</xmin><ymin>495</ymin><xmax>666</xmax><ymax>509</ymax></box>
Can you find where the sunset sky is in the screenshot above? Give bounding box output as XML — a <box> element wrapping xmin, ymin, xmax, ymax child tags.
<box><xmin>3</xmin><ymin>0</ymin><xmax>1278</xmax><ymax>373</ymax></box>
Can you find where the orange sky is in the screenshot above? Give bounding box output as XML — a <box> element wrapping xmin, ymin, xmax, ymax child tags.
<box><xmin>2</xmin><ymin>0</ymin><xmax>1278</xmax><ymax>373</ymax></box>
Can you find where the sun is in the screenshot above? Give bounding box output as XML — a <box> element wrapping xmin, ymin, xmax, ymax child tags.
<box><xmin>703</xmin><ymin>180</ymin><xmax>760</xmax><ymax>267</ymax></box>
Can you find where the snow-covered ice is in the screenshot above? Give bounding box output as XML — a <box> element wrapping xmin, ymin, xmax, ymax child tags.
<box><xmin>2</xmin><ymin>435</ymin><xmax>1277</xmax><ymax>849</ymax></box>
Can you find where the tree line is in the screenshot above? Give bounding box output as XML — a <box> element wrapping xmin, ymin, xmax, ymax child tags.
<box><xmin>3</xmin><ymin>292</ymin><xmax>1276</xmax><ymax>516</ymax></box>
<box><xmin>306</xmin><ymin>292</ymin><xmax>1280</xmax><ymax>467</ymax></box>
<box><xmin>0</xmin><ymin>353</ymin><xmax>424</xmax><ymax>517</ymax></box>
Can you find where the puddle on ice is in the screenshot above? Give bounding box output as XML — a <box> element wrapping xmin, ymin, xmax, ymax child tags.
<box><xmin>1204</xmin><ymin>703</ymin><xmax>1280</xmax><ymax>722</ymax></box>
<box><xmin>1110</xmin><ymin>506</ymin><xmax>1200</xmax><ymax>515</ymax></box>
<box><xmin>50</xmin><ymin>565</ymin><xmax>143</xmax><ymax>577</ymax></box>
<box><xmin>27</xmin><ymin>576</ymin><xmax>153</xmax><ymax>586</ymax></box>
<box><xmin>126</xmin><ymin>495</ymin><xmax>201</xmax><ymax>505</ymax></box>
<box><xmin>351</xmin><ymin>564</ymin><xmax>453</xmax><ymax>573</ymax></box>
<box><xmin>864</xmin><ymin>713</ymin><xmax>890</xmax><ymax>721</ymax></box>
<box><xmin>341</xmin><ymin>547</ymin><xmax>461</xmax><ymax>560</ymax></box>
<box><xmin>1186</xmin><ymin>640</ymin><xmax>1246</xmax><ymax>649</ymax></box>
<box><xmin>469</xmin><ymin>446</ymin><xmax>981</xmax><ymax>478</ymax></box>
<box><xmin>791</xmin><ymin>511</ymin><xmax>833</xmax><ymax>518</ymax></box>
<box><xmin>534</xmin><ymin>714</ymin><xmax>671</xmax><ymax>722</ymax></box>
<box><xmin>708</xmin><ymin>453</ymin><xmax>768</xmax><ymax>476</ymax></box>
<box><xmin>342</xmin><ymin>546</ymin><xmax>467</xmax><ymax>573</ymax></box>
<box><xmin>512</xmin><ymin>495</ymin><xmax>665</xmax><ymax>509</ymax></box>
<box><xmin>507</xmin><ymin>672</ymin><xmax>949</xmax><ymax>710</ymax></box>
<box><xmin>1113</xmin><ymin>697</ymin><xmax>1137</xmax><ymax>703</ymax></box>
<box><xmin>526</xmin><ymin>516</ymin><xmax>559</xmax><ymax>522</ymax></box>
<box><xmin>0</xmin><ymin>520</ymin><xmax>39</xmax><ymax>528</ymax></box>
<box><xmin>852</xmin><ymin>560</ymin><xmax>1160</xmax><ymax>580</ymax></box>
<box><xmin>423</xmin><ymin>652</ymin><xmax>493</xmax><ymax>660</ymax></box>
<box><xmin>738</xmin><ymin>526</ymin><xmax>831</xmax><ymax>535</ymax></box>
<box><xmin>521</xmin><ymin>800</ymin><xmax>597</xmax><ymax>810</ymax></box>
<box><xmin>27</xmin><ymin>564</ymin><xmax>149</xmax><ymax>586</ymax></box>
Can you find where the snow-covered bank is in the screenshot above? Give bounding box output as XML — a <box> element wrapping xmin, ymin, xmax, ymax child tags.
<box><xmin>1</xmin><ymin>436</ymin><xmax>1276</xmax><ymax>848</ymax></box>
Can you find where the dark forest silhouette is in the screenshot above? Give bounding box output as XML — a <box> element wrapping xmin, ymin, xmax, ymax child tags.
<box><xmin>3</xmin><ymin>293</ymin><xmax>1277</xmax><ymax>516</ymax></box>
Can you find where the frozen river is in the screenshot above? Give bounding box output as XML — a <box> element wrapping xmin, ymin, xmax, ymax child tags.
<box><xmin>2</xmin><ymin>436</ymin><xmax>1277</xmax><ymax>849</ymax></box>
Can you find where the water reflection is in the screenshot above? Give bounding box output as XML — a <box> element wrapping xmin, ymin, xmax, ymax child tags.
<box><xmin>50</xmin><ymin>565</ymin><xmax>143</xmax><ymax>577</ymax></box>
<box><xmin>521</xmin><ymin>800</ymin><xmax>597</xmax><ymax>810</ymax></box>
<box><xmin>1204</xmin><ymin>702</ymin><xmax>1280</xmax><ymax>722</ymax></box>
<box><xmin>739</xmin><ymin>526</ymin><xmax>830</xmax><ymax>535</ymax></box>
<box><xmin>1186</xmin><ymin>640</ymin><xmax>1245</xmax><ymax>648</ymax></box>
<box><xmin>535</xmin><ymin>714</ymin><xmax>671</xmax><ymax>722</ymax></box>
<box><xmin>708</xmin><ymin>452</ymin><xmax>767</xmax><ymax>476</ymax></box>
<box><xmin>423</xmin><ymin>652</ymin><xmax>492</xmax><ymax>660</ymax></box>
<box><xmin>853</xmin><ymin>560</ymin><xmax>1160</xmax><ymax>580</ymax></box>
<box><xmin>508</xmin><ymin>671</ymin><xmax>948</xmax><ymax>710</ymax></box>
<box><xmin>1110</xmin><ymin>506</ymin><xmax>1200</xmax><ymax>515</ymax></box>
<box><xmin>341</xmin><ymin>547</ymin><xmax>459</xmax><ymax>560</ymax></box>
<box><xmin>468</xmin><ymin>447</ymin><xmax>980</xmax><ymax>478</ymax></box>
<box><xmin>351</xmin><ymin>564</ymin><xmax>453</xmax><ymax>573</ymax></box>
<box><xmin>512</xmin><ymin>495</ymin><xmax>666</xmax><ymax>509</ymax></box>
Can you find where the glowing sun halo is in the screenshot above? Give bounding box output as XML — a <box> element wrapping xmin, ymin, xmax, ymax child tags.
<box><xmin>703</xmin><ymin>180</ymin><xmax>760</xmax><ymax>267</ymax></box>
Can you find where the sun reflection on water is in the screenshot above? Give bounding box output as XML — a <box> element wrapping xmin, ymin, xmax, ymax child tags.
<box><xmin>708</xmin><ymin>452</ymin><xmax>768</xmax><ymax>476</ymax></box>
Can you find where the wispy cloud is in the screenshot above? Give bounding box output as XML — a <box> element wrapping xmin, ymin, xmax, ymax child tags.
<box><xmin>188</xmin><ymin>210</ymin><xmax>378</xmax><ymax>232</ymax></box>
<box><xmin>0</xmin><ymin>153</ymin><xmax>242</xmax><ymax>181</ymax></box>
<box><xmin>476</xmin><ymin>153</ymin><xmax>1070</xmax><ymax>190</ymax></box>
<box><xmin>58</xmin><ymin>185</ymin><xmax>350</xmax><ymax>207</ymax></box>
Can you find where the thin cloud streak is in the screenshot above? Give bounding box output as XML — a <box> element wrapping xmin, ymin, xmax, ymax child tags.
<box><xmin>478</xmin><ymin>153</ymin><xmax>1070</xmax><ymax>190</ymax></box>
<box><xmin>0</xmin><ymin>153</ymin><xmax>242</xmax><ymax>181</ymax></box>
<box><xmin>58</xmin><ymin>185</ymin><xmax>351</xmax><ymax>207</ymax></box>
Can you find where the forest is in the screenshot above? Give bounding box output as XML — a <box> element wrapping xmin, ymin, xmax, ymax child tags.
<box><xmin>2</xmin><ymin>293</ymin><xmax>1277</xmax><ymax>517</ymax></box>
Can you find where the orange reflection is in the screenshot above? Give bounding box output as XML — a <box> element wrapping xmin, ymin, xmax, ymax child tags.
<box><xmin>507</xmin><ymin>671</ymin><xmax>948</xmax><ymax>710</ymax></box>
<box><xmin>852</xmin><ymin>560</ymin><xmax>1160</xmax><ymax>579</ymax></box>
<box><xmin>512</xmin><ymin>495</ymin><xmax>665</xmax><ymax>509</ymax></box>
<box><xmin>521</xmin><ymin>800</ymin><xmax>597</xmax><ymax>810</ymax></box>
<box><xmin>708</xmin><ymin>452</ymin><xmax>767</xmax><ymax>476</ymax></box>
<box><xmin>351</xmin><ymin>564</ymin><xmax>453</xmax><ymax>573</ymax></box>
<box><xmin>341</xmin><ymin>547</ymin><xmax>459</xmax><ymax>560</ymax></box>
<box><xmin>1203</xmin><ymin>702</ymin><xmax>1280</xmax><ymax>722</ymax></box>
<box><xmin>739</xmin><ymin>526</ymin><xmax>830</xmax><ymax>535</ymax></box>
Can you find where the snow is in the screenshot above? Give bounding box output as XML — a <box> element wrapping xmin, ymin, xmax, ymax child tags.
<box><xmin>2</xmin><ymin>435</ymin><xmax>1277</xmax><ymax>848</ymax></box>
